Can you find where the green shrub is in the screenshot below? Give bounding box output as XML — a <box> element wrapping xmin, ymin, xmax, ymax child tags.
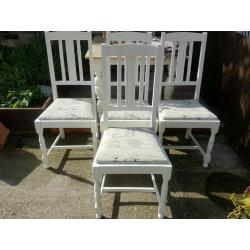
<box><xmin>0</xmin><ymin>32</ymin><xmax>49</xmax><ymax>108</ymax></box>
<box><xmin>0</xmin><ymin>85</ymin><xmax>44</xmax><ymax>108</ymax></box>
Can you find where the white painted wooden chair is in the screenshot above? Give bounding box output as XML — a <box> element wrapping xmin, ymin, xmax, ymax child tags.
<box><xmin>100</xmin><ymin>32</ymin><xmax>153</xmax><ymax>134</ymax></box>
<box><xmin>93</xmin><ymin>43</ymin><xmax>172</xmax><ymax>218</ymax></box>
<box><xmin>158</xmin><ymin>32</ymin><xmax>220</xmax><ymax>168</ymax></box>
<box><xmin>34</xmin><ymin>32</ymin><xmax>97</xmax><ymax>168</ymax></box>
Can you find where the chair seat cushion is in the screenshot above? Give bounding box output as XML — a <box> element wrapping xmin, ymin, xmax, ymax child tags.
<box><xmin>159</xmin><ymin>100</ymin><xmax>218</xmax><ymax>120</ymax></box>
<box><xmin>39</xmin><ymin>98</ymin><xmax>94</xmax><ymax>120</ymax></box>
<box><xmin>96</xmin><ymin>128</ymin><xmax>170</xmax><ymax>164</ymax></box>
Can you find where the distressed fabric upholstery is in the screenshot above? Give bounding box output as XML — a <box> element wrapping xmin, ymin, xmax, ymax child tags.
<box><xmin>39</xmin><ymin>98</ymin><xmax>94</xmax><ymax>120</ymax></box>
<box><xmin>159</xmin><ymin>100</ymin><xmax>218</xmax><ymax>120</ymax></box>
<box><xmin>96</xmin><ymin>128</ymin><xmax>170</xmax><ymax>164</ymax></box>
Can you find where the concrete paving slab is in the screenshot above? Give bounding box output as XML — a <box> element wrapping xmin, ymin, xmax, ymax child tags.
<box><xmin>0</xmin><ymin>131</ymin><xmax>249</xmax><ymax>219</ymax></box>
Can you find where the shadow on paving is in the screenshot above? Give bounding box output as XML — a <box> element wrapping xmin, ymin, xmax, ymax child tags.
<box><xmin>0</xmin><ymin>149</ymin><xmax>41</xmax><ymax>186</ymax></box>
<box><xmin>102</xmin><ymin>174</ymin><xmax>161</xmax><ymax>219</ymax></box>
<box><xmin>0</xmin><ymin>133</ymin><xmax>93</xmax><ymax>186</ymax></box>
<box><xmin>1</xmin><ymin>132</ymin><xmax>250</xmax><ymax>218</ymax></box>
<box><xmin>48</xmin><ymin>149</ymin><xmax>93</xmax><ymax>186</ymax></box>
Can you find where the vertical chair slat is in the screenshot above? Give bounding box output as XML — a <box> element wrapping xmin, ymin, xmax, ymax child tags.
<box><xmin>65</xmin><ymin>39</ymin><xmax>77</xmax><ymax>82</ymax></box>
<box><xmin>59</xmin><ymin>40</ymin><xmax>66</xmax><ymax>81</ymax></box>
<box><xmin>107</xmin><ymin>57</ymin><xmax>111</xmax><ymax>102</ymax></box>
<box><xmin>186</xmin><ymin>41</ymin><xmax>193</xmax><ymax>81</ymax></box>
<box><xmin>125</xmin><ymin>56</ymin><xmax>137</xmax><ymax>107</ymax></box>
<box><xmin>139</xmin><ymin>56</ymin><xmax>146</xmax><ymax>106</ymax></box>
<box><xmin>176</xmin><ymin>41</ymin><xmax>187</xmax><ymax>82</ymax></box>
<box><xmin>77</xmin><ymin>40</ymin><xmax>84</xmax><ymax>82</ymax></box>
<box><xmin>117</xmin><ymin>56</ymin><xmax>122</xmax><ymax>107</ymax></box>
<box><xmin>144</xmin><ymin>55</ymin><xmax>150</xmax><ymax>102</ymax></box>
<box><xmin>169</xmin><ymin>42</ymin><xmax>176</xmax><ymax>83</ymax></box>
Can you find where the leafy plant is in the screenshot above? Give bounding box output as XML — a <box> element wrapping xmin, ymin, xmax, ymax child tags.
<box><xmin>0</xmin><ymin>32</ymin><xmax>49</xmax><ymax>108</ymax></box>
<box><xmin>228</xmin><ymin>186</ymin><xmax>250</xmax><ymax>219</ymax></box>
<box><xmin>0</xmin><ymin>85</ymin><xmax>44</xmax><ymax>108</ymax></box>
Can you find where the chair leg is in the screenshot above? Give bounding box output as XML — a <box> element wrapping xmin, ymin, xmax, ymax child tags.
<box><xmin>35</xmin><ymin>123</ymin><xmax>49</xmax><ymax>169</ymax></box>
<box><xmin>203</xmin><ymin>127</ymin><xmax>218</xmax><ymax>168</ymax></box>
<box><xmin>93</xmin><ymin>172</ymin><xmax>102</xmax><ymax>218</ymax></box>
<box><xmin>91</xmin><ymin>125</ymin><xmax>98</xmax><ymax>156</ymax></box>
<box><xmin>59</xmin><ymin>128</ymin><xmax>65</xmax><ymax>139</ymax></box>
<box><xmin>158</xmin><ymin>124</ymin><xmax>165</xmax><ymax>144</ymax></box>
<box><xmin>185</xmin><ymin>128</ymin><xmax>192</xmax><ymax>139</ymax></box>
<box><xmin>158</xmin><ymin>173</ymin><xmax>169</xmax><ymax>219</ymax></box>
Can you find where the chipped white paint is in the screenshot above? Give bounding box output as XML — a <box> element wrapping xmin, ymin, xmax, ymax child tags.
<box><xmin>96</xmin><ymin>128</ymin><xmax>169</xmax><ymax>164</ymax></box>
<box><xmin>158</xmin><ymin>100</ymin><xmax>218</xmax><ymax>120</ymax></box>
<box><xmin>158</xmin><ymin>32</ymin><xmax>220</xmax><ymax>168</ymax></box>
<box><xmin>34</xmin><ymin>32</ymin><xmax>97</xmax><ymax>168</ymax></box>
<box><xmin>99</xmin><ymin>32</ymin><xmax>155</xmax><ymax>133</ymax></box>
<box><xmin>85</xmin><ymin>32</ymin><xmax>173</xmax><ymax>114</ymax></box>
<box><xmin>93</xmin><ymin>43</ymin><xmax>172</xmax><ymax>219</ymax></box>
<box><xmin>39</xmin><ymin>98</ymin><xmax>94</xmax><ymax>120</ymax></box>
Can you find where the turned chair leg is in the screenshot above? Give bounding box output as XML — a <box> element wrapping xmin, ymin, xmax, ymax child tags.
<box><xmin>158</xmin><ymin>173</ymin><xmax>169</xmax><ymax>219</ymax></box>
<box><xmin>203</xmin><ymin>127</ymin><xmax>218</xmax><ymax>168</ymax></box>
<box><xmin>91</xmin><ymin>125</ymin><xmax>98</xmax><ymax>156</ymax></box>
<box><xmin>93</xmin><ymin>172</ymin><xmax>102</xmax><ymax>219</ymax></box>
<box><xmin>59</xmin><ymin>128</ymin><xmax>65</xmax><ymax>139</ymax></box>
<box><xmin>185</xmin><ymin>128</ymin><xmax>192</xmax><ymax>139</ymax></box>
<box><xmin>35</xmin><ymin>123</ymin><xmax>49</xmax><ymax>169</ymax></box>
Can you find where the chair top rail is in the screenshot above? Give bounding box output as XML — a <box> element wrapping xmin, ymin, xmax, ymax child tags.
<box><xmin>164</xmin><ymin>32</ymin><xmax>207</xmax><ymax>42</ymax></box>
<box><xmin>106</xmin><ymin>31</ymin><xmax>152</xmax><ymax>43</ymax></box>
<box><xmin>45</xmin><ymin>31</ymin><xmax>92</xmax><ymax>41</ymax></box>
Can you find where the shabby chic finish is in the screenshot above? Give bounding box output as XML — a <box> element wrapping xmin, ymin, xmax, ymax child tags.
<box><xmin>93</xmin><ymin>32</ymin><xmax>153</xmax><ymax>115</ymax></box>
<box><xmin>100</xmin><ymin>32</ymin><xmax>155</xmax><ymax>134</ymax></box>
<box><xmin>93</xmin><ymin>43</ymin><xmax>172</xmax><ymax>218</ymax></box>
<box><xmin>34</xmin><ymin>31</ymin><xmax>97</xmax><ymax>168</ymax></box>
<box><xmin>158</xmin><ymin>32</ymin><xmax>220</xmax><ymax>168</ymax></box>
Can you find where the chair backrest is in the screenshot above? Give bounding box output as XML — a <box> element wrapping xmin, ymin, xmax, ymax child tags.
<box><xmin>160</xmin><ymin>32</ymin><xmax>207</xmax><ymax>100</ymax></box>
<box><xmin>101</xmin><ymin>43</ymin><xmax>163</xmax><ymax>131</ymax></box>
<box><xmin>45</xmin><ymin>31</ymin><xmax>96</xmax><ymax>101</ymax></box>
<box><xmin>106</xmin><ymin>32</ymin><xmax>152</xmax><ymax>45</ymax></box>
<box><xmin>106</xmin><ymin>32</ymin><xmax>153</xmax><ymax>103</ymax></box>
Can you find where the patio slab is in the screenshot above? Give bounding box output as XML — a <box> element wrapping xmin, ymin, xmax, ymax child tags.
<box><xmin>0</xmin><ymin>131</ymin><xmax>249</xmax><ymax>219</ymax></box>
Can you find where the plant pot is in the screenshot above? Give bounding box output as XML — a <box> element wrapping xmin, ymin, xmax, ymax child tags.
<box><xmin>0</xmin><ymin>96</ymin><xmax>52</xmax><ymax>133</ymax></box>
